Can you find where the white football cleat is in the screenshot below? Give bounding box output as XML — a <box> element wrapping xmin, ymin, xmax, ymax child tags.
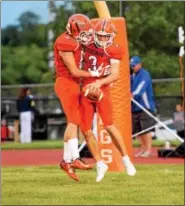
<box><xmin>123</xmin><ymin>155</ymin><xmax>136</xmax><ymax>176</ymax></box>
<box><xmin>125</xmin><ymin>162</ymin><xmax>136</xmax><ymax>176</ymax></box>
<box><xmin>96</xmin><ymin>162</ymin><xmax>108</xmax><ymax>182</ymax></box>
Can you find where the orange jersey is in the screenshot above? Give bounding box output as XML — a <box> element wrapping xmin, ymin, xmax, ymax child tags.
<box><xmin>82</xmin><ymin>42</ymin><xmax>123</xmax><ymax>84</ymax></box>
<box><xmin>54</xmin><ymin>32</ymin><xmax>83</xmax><ymax>79</ymax></box>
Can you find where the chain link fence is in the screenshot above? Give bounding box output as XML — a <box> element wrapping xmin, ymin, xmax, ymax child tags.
<box><xmin>1</xmin><ymin>78</ymin><xmax>184</xmax><ymax>140</ymax></box>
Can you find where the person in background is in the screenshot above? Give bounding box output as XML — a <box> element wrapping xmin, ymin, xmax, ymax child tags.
<box><xmin>26</xmin><ymin>88</ymin><xmax>38</xmax><ymax>121</ymax></box>
<box><xmin>130</xmin><ymin>56</ymin><xmax>156</xmax><ymax>158</ymax></box>
<box><xmin>16</xmin><ymin>88</ymin><xmax>35</xmax><ymax>143</ymax></box>
<box><xmin>173</xmin><ymin>104</ymin><xmax>184</xmax><ymax>139</ymax></box>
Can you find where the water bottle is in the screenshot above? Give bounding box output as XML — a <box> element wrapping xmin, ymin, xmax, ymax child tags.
<box><xmin>165</xmin><ymin>141</ymin><xmax>171</xmax><ymax>149</ymax></box>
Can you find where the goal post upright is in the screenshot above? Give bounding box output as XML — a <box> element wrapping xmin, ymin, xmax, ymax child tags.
<box><xmin>94</xmin><ymin>1</ymin><xmax>111</xmax><ymax>18</ymax></box>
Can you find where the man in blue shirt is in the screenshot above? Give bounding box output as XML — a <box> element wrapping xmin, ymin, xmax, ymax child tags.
<box><xmin>130</xmin><ymin>56</ymin><xmax>156</xmax><ymax>157</ymax></box>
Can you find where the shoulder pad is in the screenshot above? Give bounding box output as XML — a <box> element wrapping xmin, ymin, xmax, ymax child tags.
<box><xmin>55</xmin><ymin>33</ymin><xmax>79</xmax><ymax>52</ymax></box>
<box><xmin>105</xmin><ymin>44</ymin><xmax>123</xmax><ymax>60</ymax></box>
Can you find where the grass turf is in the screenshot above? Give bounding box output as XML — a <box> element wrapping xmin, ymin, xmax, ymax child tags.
<box><xmin>1</xmin><ymin>139</ymin><xmax>180</xmax><ymax>150</ymax></box>
<box><xmin>1</xmin><ymin>165</ymin><xmax>184</xmax><ymax>205</ymax></box>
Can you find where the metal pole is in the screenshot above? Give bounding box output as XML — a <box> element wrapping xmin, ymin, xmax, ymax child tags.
<box><xmin>48</xmin><ymin>0</ymin><xmax>56</xmax><ymax>71</ymax></box>
<box><xmin>79</xmin><ymin>141</ymin><xmax>87</xmax><ymax>153</ymax></box>
<box><xmin>119</xmin><ymin>1</ymin><xmax>123</xmax><ymax>17</ymax></box>
<box><xmin>131</xmin><ymin>98</ymin><xmax>184</xmax><ymax>143</ymax></box>
<box><xmin>132</xmin><ymin>125</ymin><xmax>156</xmax><ymax>138</ymax></box>
<box><xmin>178</xmin><ymin>26</ymin><xmax>185</xmax><ymax>109</ymax></box>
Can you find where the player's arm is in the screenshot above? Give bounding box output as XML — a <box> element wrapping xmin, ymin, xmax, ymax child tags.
<box><xmin>59</xmin><ymin>51</ymin><xmax>99</xmax><ymax>78</ymax></box>
<box><xmin>85</xmin><ymin>59</ymin><xmax>120</xmax><ymax>92</ymax></box>
<box><xmin>97</xmin><ymin>59</ymin><xmax>120</xmax><ymax>86</ymax></box>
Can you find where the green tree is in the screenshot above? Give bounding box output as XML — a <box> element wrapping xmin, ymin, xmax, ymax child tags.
<box><xmin>51</xmin><ymin>2</ymin><xmax>74</xmax><ymax>39</ymax></box>
<box><xmin>2</xmin><ymin>11</ymin><xmax>47</xmax><ymax>47</ymax></box>
<box><xmin>125</xmin><ymin>2</ymin><xmax>184</xmax><ymax>55</ymax></box>
<box><xmin>1</xmin><ymin>25</ymin><xmax>20</xmax><ymax>47</ymax></box>
<box><xmin>124</xmin><ymin>1</ymin><xmax>184</xmax><ymax>86</ymax></box>
<box><xmin>1</xmin><ymin>45</ymin><xmax>49</xmax><ymax>84</ymax></box>
<box><xmin>2</xmin><ymin>1</ymin><xmax>183</xmax><ymax>90</ymax></box>
<box><xmin>18</xmin><ymin>11</ymin><xmax>40</xmax><ymax>30</ymax></box>
<box><xmin>19</xmin><ymin>23</ymin><xmax>47</xmax><ymax>47</ymax></box>
<box><xmin>72</xmin><ymin>1</ymin><xmax>97</xmax><ymax>19</ymax></box>
<box><xmin>18</xmin><ymin>11</ymin><xmax>47</xmax><ymax>47</ymax></box>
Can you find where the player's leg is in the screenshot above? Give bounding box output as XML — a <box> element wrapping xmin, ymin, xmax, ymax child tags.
<box><xmin>97</xmin><ymin>86</ymin><xmax>136</xmax><ymax>176</ymax></box>
<box><xmin>56</xmin><ymin>78</ymin><xmax>93</xmax><ymax>170</ymax></box>
<box><xmin>80</xmin><ymin>96</ymin><xmax>101</xmax><ymax>162</ymax></box>
<box><xmin>63</xmin><ymin>123</ymin><xmax>79</xmax><ymax>162</ymax></box>
<box><xmin>80</xmin><ymin>96</ymin><xmax>108</xmax><ymax>182</ymax></box>
<box><xmin>55</xmin><ymin>77</ymin><xmax>91</xmax><ymax>180</ymax></box>
<box><xmin>96</xmin><ymin>86</ymin><xmax>126</xmax><ymax>154</ymax></box>
<box><xmin>54</xmin><ymin>77</ymin><xmax>79</xmax><ymax>180</ymax></box>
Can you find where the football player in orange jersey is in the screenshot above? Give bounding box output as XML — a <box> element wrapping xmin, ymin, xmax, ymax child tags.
<box><xmin>80</xmin><ymin>19</ymin><xmax>136</xmax><ymax>182</ymax></box>
<box><xmin>54</xmin><ymin>14</ymin><xmax>101</xmax><ymax>181</ymax></box>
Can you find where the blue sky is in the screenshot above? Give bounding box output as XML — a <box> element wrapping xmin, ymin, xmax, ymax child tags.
<box><xmin>1</xmin><ymin>1</ymin><xmax>64</xmax><ymax>28</ymax></box>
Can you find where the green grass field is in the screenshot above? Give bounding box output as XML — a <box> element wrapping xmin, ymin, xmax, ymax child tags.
<box><xmin>2</xmin><ymin>165</ymin><xmax>184</xmax><ymax>205</ymax></box>
<box><xmin>1</xmin><ymin>139</ymin><xmax>180</xmax><ymax>150</ymax></box>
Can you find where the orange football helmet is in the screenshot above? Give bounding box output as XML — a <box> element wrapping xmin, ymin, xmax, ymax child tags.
<box><xmin>66</xmin><ymin>14</ymin><xmax>93</xmax><ymax>45</ymax></box>
<box><xmin>94</xmin><ymin>19</ymin><xmax>117</xmax><ymax>48</ymax></box>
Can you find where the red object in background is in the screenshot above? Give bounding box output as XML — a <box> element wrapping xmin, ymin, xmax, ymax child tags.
<box><xmin>1</xmin><ymin>126</ymin><xmax>9</xmax><ymax>141</ymax></box>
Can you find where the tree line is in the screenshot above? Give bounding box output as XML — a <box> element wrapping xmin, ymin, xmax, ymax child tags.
<box><xmin>2</xmin><ymin>1</ymin><xmax>184</xmax><ymax>94</ymax></box>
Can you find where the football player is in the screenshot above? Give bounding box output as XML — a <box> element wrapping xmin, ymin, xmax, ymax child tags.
<box><xmin>80</xmin><ymin>19</ymin><xmax>136</xmax><ymax>182</ymax></box>
<box><xmin>54</xmin><ymin>14</ymin><xmax>100</xmax><ymax>181</ymax></box>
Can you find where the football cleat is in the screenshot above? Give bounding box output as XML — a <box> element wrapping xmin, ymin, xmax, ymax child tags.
<box><xmin>96</xmin><ymin>162</ymin><xmax>108</xmax><ymax>182</ymax></box>
<box><xmin>59</xmin><ymin>160</ymin><xmax>79</xmax><ymax>181</ymax></box>
<box><xmin>71</xmin><ymin>158</ymin><xmax>94</xmax><ymax>170</ymax></box>
<box><xmin>123</xmin><ymin>157</ymin><xmax>136</xmax><ymax>176</ymax></box>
